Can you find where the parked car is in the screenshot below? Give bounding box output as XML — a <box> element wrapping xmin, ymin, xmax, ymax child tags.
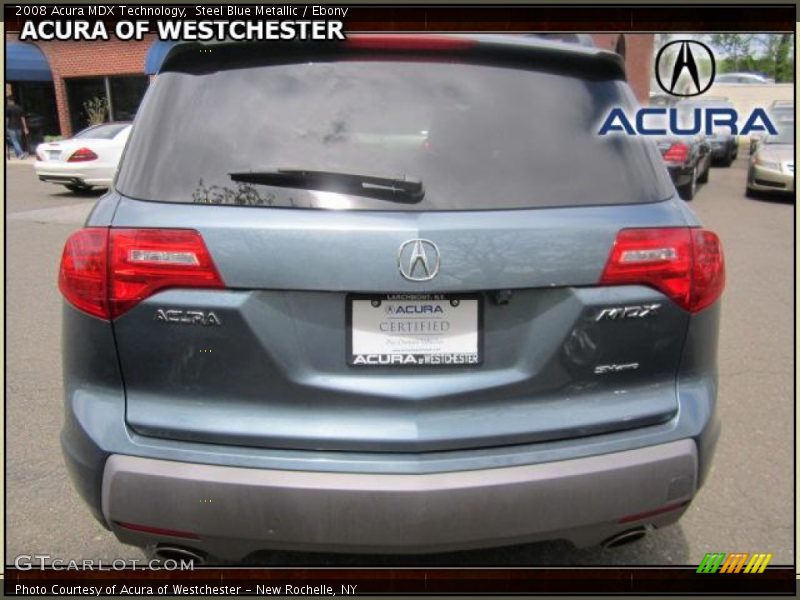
<box><xmin>770</xmin><ymin>99</ymin><xmax>794</xmax><ymax>113</ymax></box>
<box><xmin>676</xmin><ymin>99</ymin><xmax>739</xmax><ymax>166</ymax></box>
<box><xmin>715</xmin><ymin>72</ymin><xmax>775</xmax><ymax>84</ymax></box>
<box><xmin>747</xmin><ymin>123</ymin><xmax>795</xmax><ymax>197</ymax></box>
<box><xmin>58</xmin><ymin>36</ymin><xmax>724</xmax><ymax>564</ymax></box>
<box><xmin>647</xmin><ymin>92</ymin><xmax>678</xmax><ymax>108</ymax></box>
<box><xmin>750</xmin><ymin>100</ymin><xmax>794</xmax><ymax>155</ymax></box>
<box><xmin>656</xmin><ymin>134</ymin><xmax>711</xmax><ymax>201</ymax></box>
<box><xmin>699</xmin><ymin>99</ymin><xmax>738</xmax><ymax>166</ymax></box>
<box><xmin>706</xmin><ymin>131</ymin><xmax>738</xmax><ymax>166</ymax></box>
<box><xmin>675</xmin><ymin>98</ymin><xmax>738</xmax><ymax>166</ymax></box>
<box><xmin>698</xmin><ymin>95</ymin><xmax>730</xmax><ymax>103</ymax></box>
<box><xmin>34</xmin><ymin>122</ymin><xmax>131</xmax><ymax>193</ymax></box>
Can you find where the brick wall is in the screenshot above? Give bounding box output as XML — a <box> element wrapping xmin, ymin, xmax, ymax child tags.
<box><xmin>7</xmin><ymin>32</ymin><xmax>155</xmax><ymax>137</ymax></box>
<box><xmin>591</xmin><ymin>33</ymin><xmax>654</xmax><ymax>104</ymax></box>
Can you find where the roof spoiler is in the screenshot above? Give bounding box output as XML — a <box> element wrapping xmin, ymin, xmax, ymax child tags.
<box><xmin>159</xmin><ymin>35</ymin><xmax>626</xmax><ymax>81</ymax></box>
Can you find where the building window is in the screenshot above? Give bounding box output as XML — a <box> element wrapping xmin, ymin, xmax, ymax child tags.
<box><xmin>65</xmin><ymin>77</ymin><xmax>105</xmax><ymax>132</ymax></box>
<box><xmin>65</xmin><ymin>75</ymin><xmax>148</xmax><ymax>132</ymax></box>
<box><xmin>9</xmin><ymin>81</ymin><xmax>59</xmax><ymax>146</ymax></box>
<box><xmin>108</xmin><ymin>76</ymin><xmax>149</xmax><ymax>121</ymax></box>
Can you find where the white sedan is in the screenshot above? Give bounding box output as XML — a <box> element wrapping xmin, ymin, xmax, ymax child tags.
<box><xmin>34</xmin><ymin>122</ymin><xmax>131</xmax><ymax>193</ymax></box>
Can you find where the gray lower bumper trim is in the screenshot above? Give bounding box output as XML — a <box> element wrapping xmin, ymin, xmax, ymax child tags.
<box><xmin>103</xmin><ymin>439</ymin><xmax>697</xmax><ymax>555</ymax></box>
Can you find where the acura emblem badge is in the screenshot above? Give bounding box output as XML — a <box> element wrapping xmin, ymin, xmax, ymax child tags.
<box><xmin>397</xmin><ymin>239</ymin><xmax>440</xmax><ymax>282</ymax></box>
<box><xmin>655</xmin><ymin>40</ymin><xmax>716</xmax><ymax>97</ymax></box>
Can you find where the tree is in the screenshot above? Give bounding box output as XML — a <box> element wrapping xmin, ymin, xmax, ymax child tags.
<box><xmin>773</xmin><ymin>34</ymin><xmax>793</xmax><ymax>82</ymax></box>
<box><xmin>706</xmin><ymin>34</ymin><xmax>794</xmax><ymax>82</ymax></box>
<box><xmin>706</xmin><ymin>34</ymin><xmax>756</xmax><ymax>72</ymax></box>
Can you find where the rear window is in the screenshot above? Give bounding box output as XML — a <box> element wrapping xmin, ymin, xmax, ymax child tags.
<box><xmin>74</xmin><ymin>123</ymin><xmax>129</xmax><ymax>140</ymax></box>
<box><xmin>116</xmin><ymin>57</ymin><xmax>671</xmax><ymax>210</ymax></box>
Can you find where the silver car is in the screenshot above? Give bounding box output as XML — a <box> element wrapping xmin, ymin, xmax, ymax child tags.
<box><xmin>749</xmin><ymin>101</ymin><xmax>793</xmax><ymax>155</ymax></box>
<box><xmin>58</xmin><ymin>36</ymin><xmax>725</xmax><ymax>564</ymax></box>
<box><xmin>747</xmin><ymin>124</ymin><xmax>795</xmax><ymax>196</ymax></box>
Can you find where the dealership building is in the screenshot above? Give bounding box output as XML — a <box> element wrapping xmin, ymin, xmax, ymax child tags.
<box><xmin>6</xmin><ymin>33</ymin><xmax>653</xmax><ymax>146</ymax></box>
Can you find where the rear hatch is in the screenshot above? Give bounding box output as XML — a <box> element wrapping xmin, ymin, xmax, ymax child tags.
<box><xmin>110</xmin><ymin>37</ymin><xmax>689</xmax><ymax>453</ymax></box>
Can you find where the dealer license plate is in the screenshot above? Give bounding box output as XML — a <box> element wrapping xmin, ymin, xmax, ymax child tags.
<box><xmin>348</xmin><ymin>294</ymin><xmax>481</xmax><ymax>367</ymax></box>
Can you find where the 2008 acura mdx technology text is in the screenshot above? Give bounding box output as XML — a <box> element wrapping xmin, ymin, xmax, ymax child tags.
<box><xmin>59</xmin><ymin>35</ymin><xmax>724</xmax><ymax>564</ymax></box>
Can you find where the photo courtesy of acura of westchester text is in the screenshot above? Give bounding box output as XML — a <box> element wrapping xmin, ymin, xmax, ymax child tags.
<box><xmin>3</xmin><ymin>2</ymin><xmax>796</xmax><ymax>595</ymax></box>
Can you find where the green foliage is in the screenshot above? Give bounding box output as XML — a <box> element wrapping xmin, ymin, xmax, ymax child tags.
<box><xmin>773</xmin><ymin>34</ymin><xmax>793</xmax><ymax>82</ymax></box>
<box><xmin>707</xmin><ymin>34</ymin><xmax>756</xmax><ymax>71</ymax></box>
<box><xmin>703</xmin><ymin>34</ymin><xmax>794</xmax><ymax>82</ymax></box>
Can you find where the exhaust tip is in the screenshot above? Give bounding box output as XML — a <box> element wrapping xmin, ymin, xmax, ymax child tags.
<box><xmin>153</xmin><ymin>544</ymin><xmax>206</xmax><ymax>566</ymax></box>
<box><xmin>601</xmin><ymin>527</ymin><xmax>648</xmax><ymax>550</ymax></box>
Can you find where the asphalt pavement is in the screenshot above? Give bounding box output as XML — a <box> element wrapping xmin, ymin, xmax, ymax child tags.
<box><xmin>5</xmin><ymin>156</ymin><xmax>794</xmax><ymax>566</ymax></box>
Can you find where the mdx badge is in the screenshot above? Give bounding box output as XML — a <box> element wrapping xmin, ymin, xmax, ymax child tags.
<box><xmin>155</xmin><ymin>309</ymin><xmax>222</xmax><ymax>326</ymax></box>
<box><xmin>595</xmin><ymin>303</ymin><xmax>661</xmax><ymax>322</ymax></box>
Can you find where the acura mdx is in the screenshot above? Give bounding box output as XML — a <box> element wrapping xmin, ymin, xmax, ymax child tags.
<box><xmin>59</xmin><ymin>35</ymin><xmax>724</xmax><ymax>563</ymax></box>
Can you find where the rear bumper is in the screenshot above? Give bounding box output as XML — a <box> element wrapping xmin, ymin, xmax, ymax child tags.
<box><xmin>102</xmin><ymin>440</ymin><xmax>696</xmax><ymax>559</ymax></box>
<box><xmin>666</xmin><ymin>164</ymin><xmax>694</xmax><ymax>187</ymax></box>
<box><xmin>61</xmin><ymin>301</ymin><xmax>721</xmax><ymax>558</ymax></box>
<box><xmin>748</xmin><ymin>164</ymin><xmax>795</xmax><ymax>193</ymax></box>
<box><xmin>33</xmin><ymin>161</ymin><xmax>115</xmax><ymax>187</ymax></box>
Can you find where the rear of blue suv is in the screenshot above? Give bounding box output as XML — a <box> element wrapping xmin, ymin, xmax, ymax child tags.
<box><xmin>59</xmin><ymin>35</ymin><xmax>724</xmax><ymax>563</ymax></box>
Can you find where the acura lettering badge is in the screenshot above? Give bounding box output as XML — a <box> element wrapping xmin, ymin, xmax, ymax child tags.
<box><xmin>397</xmin><ymin>239</ymin><xmax>440</xmax><ymax>282</ymax></box>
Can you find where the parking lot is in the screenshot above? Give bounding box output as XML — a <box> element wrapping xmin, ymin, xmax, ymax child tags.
<box><xmin>5</xmin><ymin>153</ymin><xmax>793</xmax><ymax>566</ymax></box>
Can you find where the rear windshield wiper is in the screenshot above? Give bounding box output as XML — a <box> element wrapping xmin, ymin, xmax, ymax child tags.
<box><xmin>229</xmin><ymin>169</ymin><xmax>424</xmax><ymax>203</ymax></box>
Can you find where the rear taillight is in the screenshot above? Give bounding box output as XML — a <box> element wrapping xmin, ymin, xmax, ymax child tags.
<box><xmin>599</xmin><ymin>228</ymin><xmax>725</xmax><ymax>313</ymax></box>
<box><xmin>58</xmin><ymin>228</ymin><xmax>109</xmax><ymax>319</ymax></box>
<box><xmin>689</xmin><ymin>229</ymin><xmax>726</xmax><ymax>313</ymax></box>
<box><xmin>662</xmin><ymin>143</ymin><xmax>689</xmax><ymax>163</ymax></box>
<box><xmin>109</xmin><ymin>229</ymin><xmax>224</xmax><ymax>317</ymax></box>
<box><xmin>35</xmin><ymin>149</ymin><xmax>46</xmax><ymax>161</ymax></box>
<box><xmin>67</xmin><ymin>147</ymin><xmax>98</xmax><ymax>162</ymax></box>
<box><xmin>58</xmin><ymin>228</ymin><xmax>224</xmax><ymax>320</ymax></box>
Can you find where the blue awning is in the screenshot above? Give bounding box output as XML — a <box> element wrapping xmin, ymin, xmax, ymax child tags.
<box><xmin>7</xmin><ymin>42</ymin><xmax>52</xmax><ymax>82</ymax></box>
<box><xmin>145</xmin><ymin>41</ymin><xmax>177</xmax><ymax>75</ymax></box>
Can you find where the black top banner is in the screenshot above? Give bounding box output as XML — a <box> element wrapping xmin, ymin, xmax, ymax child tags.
<box><xmin>5</xmin><ymin>4</ymin><xmax>796</xmax><ymax>36</ymax></box>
